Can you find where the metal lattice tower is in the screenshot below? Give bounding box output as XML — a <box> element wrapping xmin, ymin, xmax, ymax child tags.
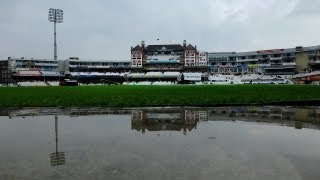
<box><xmin>48</xmin><ymin>8</ymin><xmax>64</xmax><ymax>60</ymax></box>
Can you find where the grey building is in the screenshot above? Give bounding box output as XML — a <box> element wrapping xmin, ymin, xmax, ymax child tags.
<box><xmin>208</xmin><ymin>46</ymin><xmax>320</xmax><ymax>74</ymax></box>
<box><xmin>0</xmin><ymin>60</ymin><xmax>11</xmax><ymax>84</ymax></box>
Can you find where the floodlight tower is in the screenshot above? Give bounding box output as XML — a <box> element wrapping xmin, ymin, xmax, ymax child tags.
<box><xmin>48</xmin><ymin>8</ymin><xmax>63</xmax><ymax>60</ymax></box>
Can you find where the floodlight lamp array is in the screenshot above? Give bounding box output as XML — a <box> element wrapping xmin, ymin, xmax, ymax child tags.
<box><xmin>48</xmin><ymin>8</ymin><xmax>64</xmax><ymax>23</ymax></box>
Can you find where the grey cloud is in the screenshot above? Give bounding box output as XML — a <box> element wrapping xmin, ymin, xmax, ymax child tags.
<box><xmin>0</xmin><ymin>0</ymin><xmax>319</xmax><ymax>60</ymax></box>
<box><xmin>289</xmin><ymin>0</ymin><xmax>320</xmax><ymax>17</ymax></box>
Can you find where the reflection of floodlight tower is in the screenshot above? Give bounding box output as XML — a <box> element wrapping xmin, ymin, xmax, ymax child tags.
<box><xmin>50</xmin><ymin>115</ymin><xmax>65</xmax><ymax>166</ymax></box>
<box><xmin>48</xmin><ymin>8</ymin><xmax>63</xmax><ymax>60</ymax></box>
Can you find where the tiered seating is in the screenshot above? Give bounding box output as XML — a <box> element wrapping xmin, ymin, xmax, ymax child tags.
<box><xmin>137</xmin><ymin>81</ymin><xmax>152</xmax><ymax>85</ymax></box>
<box><xmin>17</xmin><ymin>81</ymin><xmax>47</xmax><ymax>86</ymax></box>
<box><xmin>70</xmin><ymin>72</ymin><xmax>80</xmax><ymax>76</ymax></box>
<box><xmin>152</xmin><ymin>81</ymin><xmax>175</xmax><ymax>85</ymax></box>
<box><xmin>120</xmin><ymin>72</ymin><xmax>130</xmax><ymax>76</ymax></box>
<box><xmin>78</xmin><ymin>72</ymin><xmax>90</xmax><ymax>76</ymax></box>
<box><xmin>293</xmin><ymin>70</ymin><xmax>320</xmax><ymax>78</ymax></box>
<box><xmin>232</xmin><ymin>74</ymin><xmax>293</xmax><ymax>84</ymax></box>
<box><xmin>128</xmin><ymin>73</ymin><xmax>144</xmax><ymax>78</ymax></box>
<box><xmin>208</xmin><ymin>75</ymin><xmax>233</xmax><ymax>84</ymax></box>
<box><xmin>40</xmin><ymin>71</ymin><xmax>60</xmax><ymax>76</ymax></box>
<box><xmin>127</xmin><ymin>72</ymin><xmax>180</xmax><ymax>79</ymax></box>
<box><xmin>89</xmin><ymin>72</ymin><xmax>105</xmax><ymax>76</ymax></box>
<box><xmin>233</xmin><ymin>74</ymin><xmax>263</xmax><ymax>84</ymax></box>
<box><xmin>48</xmin><ymin>81</ymin><xmax>60</xmax><ymax>86</ymax></box>
<box><xmin>144</xmin><ymin>72</ymin><xmax>162</xmax><ymax>78</ymax></box>
<box><xmin>105</xmin><ymin>72</ymin><xmax>122</xmax><ymax>76</ymax></box>
<box><xmin>163</xmin><ymin>72</ymin><xmax>180</xmax><ymax>78</ymax></box>
<box><xmin>17</xmin><ymin>71</ymin><xmax>41</xmax><ymax>76</ymax></box>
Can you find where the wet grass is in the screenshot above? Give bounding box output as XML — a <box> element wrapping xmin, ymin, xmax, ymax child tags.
<box><xmin>0</xmin><ymin>85</ymin><xmax>320</xmax><ymax>107</ymax></box>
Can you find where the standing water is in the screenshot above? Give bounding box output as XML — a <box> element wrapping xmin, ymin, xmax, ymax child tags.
<box><xmin>0</xmin><ymin>106</ymin><xmax>320</xmax><ymax>180</ymax></box>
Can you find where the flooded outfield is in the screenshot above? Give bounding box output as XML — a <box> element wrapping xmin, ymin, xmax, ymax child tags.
<box><xmin>0</xmin><ymin>107</ymin><xmax>320</xmax><ymax>180</ymax></box>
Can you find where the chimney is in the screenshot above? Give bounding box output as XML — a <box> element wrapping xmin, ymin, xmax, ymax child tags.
<box><xmin>141</xmin><ymin>41</ymin><xmax>145</xmax><ymax>49</ymax></box>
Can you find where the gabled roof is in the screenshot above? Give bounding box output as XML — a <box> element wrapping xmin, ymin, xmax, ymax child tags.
<box><xmin>185</xmin><ymin>44</ymin><xmax>196</xmax><ymax>50</ymax></box>
<box><xmin>131</xmin><ymin>45</ymin><xmax>143</xmax><ymax>51</ymax></box>
<box><xmin>145</xmin><ymin>44</ymin><xmax>185</xmax><ymax>52</ymax></box>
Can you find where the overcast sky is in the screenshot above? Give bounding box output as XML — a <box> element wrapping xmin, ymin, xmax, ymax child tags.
<box><xmin>0</xmin><ymin>0</ymin><xmax>319</xmax><ymax>60</ymax></box>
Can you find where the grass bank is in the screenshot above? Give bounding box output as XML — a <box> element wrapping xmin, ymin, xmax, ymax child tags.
<box><xmin>0</xmin><ymin>85</ymin><xmax>320</xmax><ymax>107</ymax></box>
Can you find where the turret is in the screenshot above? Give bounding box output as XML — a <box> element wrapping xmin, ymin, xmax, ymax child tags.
<box><xmin>141</xmin><ymin>41</ymin><xmax>145</xmax><ymax>49</ymax></box>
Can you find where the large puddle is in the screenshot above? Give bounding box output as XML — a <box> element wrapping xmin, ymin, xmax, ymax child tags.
<box><xmin>0</xmin><ymin>106</ymin><xmax>320</xmax><ymax>180</ymax></box>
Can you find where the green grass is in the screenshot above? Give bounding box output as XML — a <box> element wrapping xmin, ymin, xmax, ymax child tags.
<box><xmin>0</xmin><ymin>85</ymin><xmax>320</xmax><ymax>107</ymax></box>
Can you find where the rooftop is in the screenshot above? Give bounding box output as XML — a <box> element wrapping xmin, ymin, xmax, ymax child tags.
<box><xmin>145</xmin><ymin>44</ymin><xmax>185</xmax><ymax>52</ymax></box>
<box><xmin>208</xmin><ymin>45</ymin><xmax>320</xmax><ymax>57</ymax></box>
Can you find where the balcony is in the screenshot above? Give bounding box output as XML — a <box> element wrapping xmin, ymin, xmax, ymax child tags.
<box><xmin>217</xmin><ymin>65</ymin><xmax>230</xmax><ymax>68</ymax></box>
<box><xmin>208</xmin><ymin>60</ymin><xmax>228</xmax><ymax>63</ymax></box>
<box><xmin>237</xmin><ymin>58</ymin><xmax>259</xmax><ymax>62</ymax></box>
<box><xmin>69</xmin><ymin>65</ymin><xmax>111</xmax><ymax>69</ymax></box>
<box><xmin>257</xmin><ymin>64</ymin><xmax>271</xmax><ymax>67</ymax></box>
<box><xmin>282</xmin><ymin>62</ymin><xmax>296</xmax><ymax>66</ymax></box>
<box><xmin>265</xmin><ymin>65</ymin><xmax>295</xmax><ymax>70</ymax></box>
<box><xmin>88</xmin><ymin>65</ymin><xmax>111</xmax><ymax>69</ymax></box>
<box><xmin>15</xmin><ymin>62</ymin><xmax>27</xmax><ymax>65</ymax></box>
<box><xmin>144</xmin><ymin>67</ymin><xmax>183</xmax><ymax>71</ymax></box>
<box><xmin>270</xmin><ymin>63</ymin><xmax>283</xmax><ymax>66</ymax></box>
<box><xmin>35</xmin><ymin>63</ymin><xmax>58</xmax><ymax>67</ymax></box>
<box><xmin>270</xmin><ymin>57</ymin><xmax>283</xmax><ymax>61</ymax></box>
<box><xmin>146</xmin><ymin>60</ymin><xmax>181</xmax><ymax>64</ymax></box>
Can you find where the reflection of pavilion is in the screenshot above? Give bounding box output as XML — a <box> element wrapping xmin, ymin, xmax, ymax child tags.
<box><xmin>208</xmin><ymin>106</ymin><xmax>320</xmax><ymax>122</ymax></box>
<box><xmin>208</xmin><ymin>106</ymin><xmax>320</xmax><ymax>130</ymax></box>
<box><xmin>131</xmin><ymin>109</ymin><xmax>208</xmax><ymax>134</ymax></box>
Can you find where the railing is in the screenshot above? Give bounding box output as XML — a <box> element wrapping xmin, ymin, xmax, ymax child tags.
<box><xmin>70</xmin><ymin>65</ymin><xmax>113</xmax><ymax>69</ymax></box>
<box><xmin>264</xmin><ymin>72</ymin><xmax>295</xmax><ymax>75</ymax></box>
<box><xmin>282</xmin><ymin>63</ymin><xmax>296</xmax><ymax>66</ymax></box>
<box><xmin>270</xmin><ymin>57</ymin><xmax>283</xmax><ymax>61</ymax></box>
<box><xmin>144</xmin><ymin>67</ymin><xmax>183</xmax><ymax>70</ymax></box>
<box><xmin>270</xmin><ymin>63</ymin><xmax>283</xmax><ymax>66</ymax></box>
<box><xmin>237</xmin><ymin>58</ymin><xmax>259</xmax><ymax>62</ymax></box>
<box><xmin>34</xmin><ymin>63</ymin><xmax>58</xmax><ymax>66</ymax></box>
<box><xmin>309</xmin><ymin>60</ymin><xmax>320</xmax><ymax>64</ymax></box>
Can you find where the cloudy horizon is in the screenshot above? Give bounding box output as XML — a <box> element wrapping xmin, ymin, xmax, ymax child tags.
<box><xmin>1</xmin><ymin>0</ymin><xmax>319</xmax><ymax>61</ymax></box>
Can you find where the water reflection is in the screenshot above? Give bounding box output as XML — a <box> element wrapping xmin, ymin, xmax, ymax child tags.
<box><xmin>131</xmin><ymin>109</ymin><xmax>207</xmax><ymax>134</ymax></box>
<box><xmin>50</xmin><ymin>115</ymin><xmax>65</xmax><ymax>166</ymax></box>
<box><xmin>2</xmin><ymin>106</ymin><xmax>320</xmax><ymax>131</ymax></box>
<box><xmin>208</xmin><ymin>106</ymin><xmax>320</xmax><ymax>130</ymax></box>
<box><xmin>1</xmin><ymin>106</ymin><xmax>320</xmax><ymax>179</ymax></box>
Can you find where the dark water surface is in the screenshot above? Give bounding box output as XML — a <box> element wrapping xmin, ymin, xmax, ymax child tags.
<box><xmin>0</xmin><ymin>106</ymin><xmax>320</xmax><ymax>180</ymax></box>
